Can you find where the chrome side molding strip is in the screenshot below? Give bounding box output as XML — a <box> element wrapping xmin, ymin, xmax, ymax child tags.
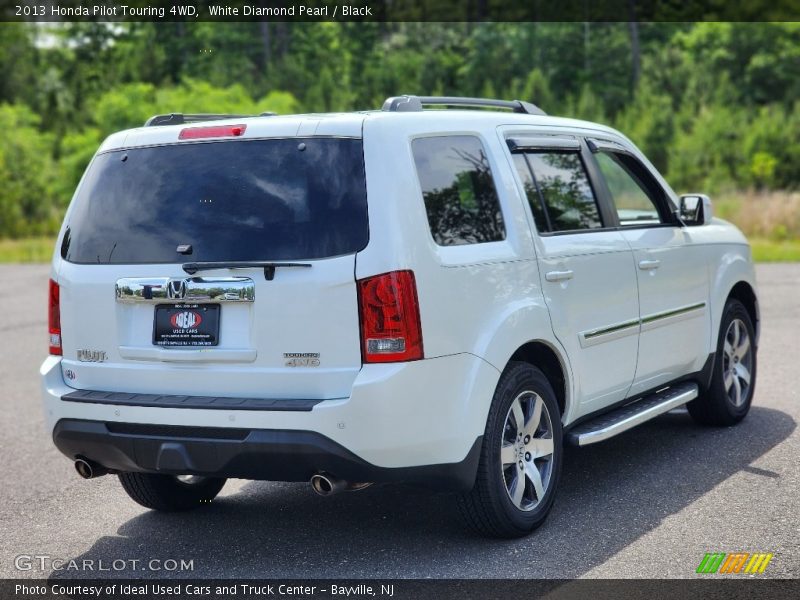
<box><xmin>115</xmin><ymin>277</ymin><xmax>255</xmax><ymax>303</ymax></box>
<box><xmin>579</xmin><ymin>302</ymin><xmax>707</xmax><ymax>348</ymax></box>
<box><xmin>640</xmin><ymin>302</ymin><xmax>707</xmax><ymax>332</ymax></box>
<box><xmin>580</xmin><ymin>319</ymin><xmax>640</xmax><ymax>348</ymax></box>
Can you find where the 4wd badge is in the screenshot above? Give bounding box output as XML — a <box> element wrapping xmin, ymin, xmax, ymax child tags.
<box><xmin>284</xmin><ymin>352</ymin><xmax>320</xmax><ymax>367</ymax></box>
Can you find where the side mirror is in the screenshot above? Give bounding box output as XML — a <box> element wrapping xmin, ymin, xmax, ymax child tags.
<box><xmin>679</xmin><ymin>194</ymin><xmax>713</xmax><ymax>226</ymax></box>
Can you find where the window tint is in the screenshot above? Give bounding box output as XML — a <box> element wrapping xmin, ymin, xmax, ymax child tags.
<box><xmin>62</xmin><ymin>138</ymin><xmax>368</xmax><ymax>264</ymax></box>
<box><xmin>516</xmin><ymin>152</ymin><xmax>602</xmax><ymax>232</ymax></box>
<box><xmin>412</xmin><ymin>136</ymin><xmax>505</xmax><ymax>246</ymax></box>
<box><xmin>595</xmin><ymin>152</ymin><xmax>663</xmax><ymax>226</ymax></box>
<box><xmin>512</xmin><ymin>154</ymin><xmax>549</xmax><ymax>231</ymax></box>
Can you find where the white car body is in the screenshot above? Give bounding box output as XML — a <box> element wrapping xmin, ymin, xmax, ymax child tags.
<box><xmin>41</xmin><ymin>102</ymin><xmax>759</xmax><ymax>491</ymax></box>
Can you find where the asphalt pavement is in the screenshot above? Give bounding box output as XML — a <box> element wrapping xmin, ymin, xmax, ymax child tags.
<box><xmin>0</xmin><ymin>264</ymin><xmax>797</xmax><ymax>579</ymax></box>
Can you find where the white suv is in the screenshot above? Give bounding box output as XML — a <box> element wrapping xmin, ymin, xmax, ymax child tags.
<box><xmin>41</xmin><ymin>96</ymin><xmax>759</xmax><ymax>537</ymax></box>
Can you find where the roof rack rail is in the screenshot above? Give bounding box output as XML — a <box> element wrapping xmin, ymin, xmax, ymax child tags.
<box><xmin>381</xmin><ymin>95</ymin><xmax>546</xmax><ymax>116</ymax></box>
<box><xmin>144</xmin><ymin>113</ymin><xmax>257</xmax><ymax>127</ymax></box>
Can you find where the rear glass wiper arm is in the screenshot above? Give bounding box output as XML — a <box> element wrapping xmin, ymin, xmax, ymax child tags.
<box><xmin>182</xmin><ymin>261</ymin><xmax>312</xmax><ymax>281</ymax></box>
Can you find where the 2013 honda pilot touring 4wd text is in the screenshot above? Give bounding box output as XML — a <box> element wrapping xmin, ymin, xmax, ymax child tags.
<box><xmin>42</xmin><ymin>96</ymin><xmax>759</xmax><ymax>537</ymax></box>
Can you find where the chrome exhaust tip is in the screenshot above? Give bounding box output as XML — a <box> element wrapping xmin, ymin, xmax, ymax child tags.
<box><xmin>74</xmin><ymin>458</ymin><xmax>107</xmax><ymax>479</ymax></box>
<box><xmin>310</xmin><ymin>473</ymin><xmax>346</xmax><ymax>496</ymax></box>
<box><xmin>310</xmin><ymin>473</ymin><xmax>371</xmax><ymax>496</ymax></box>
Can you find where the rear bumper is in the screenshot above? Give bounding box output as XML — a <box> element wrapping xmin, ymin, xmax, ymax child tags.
<box><xmin>41</xmin><ymin>353</ymin><xmax>499</xmax><ymax>487</ymax></box>
<box><xmin>52</xmin><ymin>419</ymin><xmax>482</xmax><ymax>489</ymax></box>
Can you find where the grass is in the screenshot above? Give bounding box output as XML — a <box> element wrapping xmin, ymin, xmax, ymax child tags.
<box><xmin>749</xmin><ymin>239</ymin><xmax>800</xmax><ymax>262</ymax></box>
<box><xmin>714</xmin><ymin>190</ymin><xmax>800</xmax><ymax>241</ymax></box>
<box><xmin>0</xmin><ymin>237</ymin><xmax>55</xmax><ymax>263</ymax></box>
<box><xmin>714</xmin><ymin>190</ymin><xmax>800</xmax><ymax>261</ymax></box>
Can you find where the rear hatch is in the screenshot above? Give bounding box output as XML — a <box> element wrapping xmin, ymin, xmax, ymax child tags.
<box><xmin>57</xmin><ymin>134</ymin><xmax>368</xmax><ymax>400</ymax></box>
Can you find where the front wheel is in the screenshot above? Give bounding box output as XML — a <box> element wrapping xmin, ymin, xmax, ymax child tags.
<box><xmin>118</xmin><ymin>473</ymin><xmax>226</xmax><ymax>511</ymax></box>
<box><xmin>688</xmin><ymin>298</ymin><xmax>757</xmax><ymax>426</ymax></box>
<box><xmin>458</xmin><ymin>362</ymin><xmax>562</xmax><ymax>538</ymax></box>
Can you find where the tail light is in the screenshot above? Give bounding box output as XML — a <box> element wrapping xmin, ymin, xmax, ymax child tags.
<box><xmin>358</xmin><ymin>270</ymin><xmax>423</xmax><ymax>363</ymax></box>
<box><xmin>48</xmin><ymin>279</ymin><xmax>62</xmax><ymax>355</ymax></box>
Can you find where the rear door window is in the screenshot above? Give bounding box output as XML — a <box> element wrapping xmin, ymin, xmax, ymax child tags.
<box><xmin>62</xmin><ymin>138</ymin><xmax>369</xmax><ymax>264</ymax></box>
<box><xmin>411</xmin><ymin>135</ymin><xmax>506</xmax><ymax>246</ymax></box>
<box><xmin>512</xmin><ymin>151</ymin><xmax>603</xmax><ymax>233</ymax></box>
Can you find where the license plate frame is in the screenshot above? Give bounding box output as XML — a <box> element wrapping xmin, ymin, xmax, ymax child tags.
<box><xmin>153</xmin><ymin>303</ymin><xmax>221</xmax><ymax>347</ymax></box>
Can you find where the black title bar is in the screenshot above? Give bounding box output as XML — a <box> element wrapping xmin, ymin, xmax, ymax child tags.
<box><xmin>4</xmin><ymin>579</ymin><xmax>800</xmax><ymax>600</ymax></box>
<box><xmin>2</xmin><ymin>0</ymin><xmax>800</xmax><ymax>22</ymax></box>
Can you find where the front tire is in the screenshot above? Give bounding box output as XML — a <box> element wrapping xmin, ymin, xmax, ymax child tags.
<box><xmin>118</xmin><ymin>473</ymin><xmax>226</xmax><ymax>511</ymax></box>
<box><xmin>688</xmin><ymin>298</ymin><xmax>757</xmax><ymax>426</ymax></box>
<box><xmin>458</xmin><ymin>362</ymin><xmax>563</xmax><ymax>538</ymax></box>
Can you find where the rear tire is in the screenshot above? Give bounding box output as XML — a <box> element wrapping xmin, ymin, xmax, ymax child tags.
<box><xmin>688</xmin><ymin>299</ymin><xmax>757</xmax><ymax>426</ymax></box>
<box><xmin>457</xmin><ymin>362</ymin><xmax>562</xmax><ymax>538</ymax></box>
<box><xmin>118</xmin><ymin>473</ymin><xmax>226</xmax><ymax>511</ymax></box>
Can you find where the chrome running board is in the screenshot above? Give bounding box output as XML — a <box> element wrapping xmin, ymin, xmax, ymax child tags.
<box><xmin>567</xmin><ymin>382</ymin><xmax>699</xmax><ymax>446</ymax></box>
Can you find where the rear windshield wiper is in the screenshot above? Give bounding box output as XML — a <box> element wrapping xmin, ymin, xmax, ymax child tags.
<box><xmin>182</xmin><ymin>261</ymin><xmax>312</xmax><ymax>281</ymax></box>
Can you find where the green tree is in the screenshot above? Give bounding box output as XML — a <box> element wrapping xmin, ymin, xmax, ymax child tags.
<box><xmin>615</xmin><ymin>79</ymin><xmax>674</xmax><ymax>172</ymax></box>
<box><xmin>0</xmin><ymin>105</ymin><xmax>56</xmax><ymax>237</ymax></box>
<box><xmin>667</xmin><ymin>105</ymin><xmax>749</xmax><ymax>192</ymax></box>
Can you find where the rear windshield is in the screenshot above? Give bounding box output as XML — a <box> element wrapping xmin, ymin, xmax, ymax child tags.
<box><xmin>61</xmin><ymin>138</ymin><xmax>368</xmax><ymax>264</ymax></box>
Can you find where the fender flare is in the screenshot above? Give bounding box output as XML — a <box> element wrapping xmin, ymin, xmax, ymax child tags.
<box><xmin>708</xmin><ymin>248</ymin><xmax>759</xmax><ymax>349</ymax></box>
<box><xmin>472</xmin><ymin>299</ymin><xmax>575</xmax><ymax>424</ymax></box>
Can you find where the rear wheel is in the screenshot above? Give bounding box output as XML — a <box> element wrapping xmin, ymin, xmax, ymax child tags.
<box><xmin>458</xmin><ymin>362</ymin><xmax>562</xmax><ymax>538</ymax></box>
<box><xmin>688</xmin><ymin>298</ymin><xmax>757</xmax><ymax>426</ymax></box>
<box><xmin>118</xmin><ymin>473</ymin><xmax>226</xmax><ymax>511</ymax></box>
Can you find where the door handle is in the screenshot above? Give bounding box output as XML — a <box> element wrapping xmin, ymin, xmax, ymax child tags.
<box><xmin>638</xmin><ymin>259</ymin><xmax>661</xmax><ymax>270</ymax></box>
<box><xmin>545</xmin><ymin>270</ymin><xmax>574</xmax><ymax>282</ymax></box>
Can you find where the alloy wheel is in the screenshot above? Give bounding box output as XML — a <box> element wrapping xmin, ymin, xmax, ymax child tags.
<box><xmin>500</xmin><ymin>391</ymin><xmax>555</xmax><ymax>511</ymax></box>
<box><xmin>722</xmin><ymin>318</ymin><xmax>753</xmax><ymax>407</ymax></box>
